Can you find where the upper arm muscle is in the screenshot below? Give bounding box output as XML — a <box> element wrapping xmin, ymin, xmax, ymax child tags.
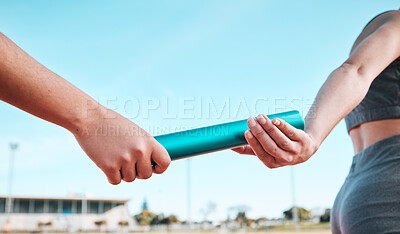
<box><xmin>345</xmin><ymin>12</ymin><xmax>400</xmax><ymax>81</ymax></box>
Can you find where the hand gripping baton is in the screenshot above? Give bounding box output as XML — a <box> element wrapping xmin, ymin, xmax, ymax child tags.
<box><xmin>154</xmin><ymin>110</ymin><xmax>305</xmax><ymax>161</ymax></box>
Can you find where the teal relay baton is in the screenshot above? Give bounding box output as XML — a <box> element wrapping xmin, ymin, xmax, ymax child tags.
<box><xmin>154</xmin><ymin>110</ymin><xmax>304</xmax><ymax>161</ymax></box>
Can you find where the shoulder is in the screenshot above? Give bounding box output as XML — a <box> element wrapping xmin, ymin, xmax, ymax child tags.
<box><xmin>351</xmin><ymin>10</ymin><xmax>400</xmax><ymax>54</ymax></box>
<box><xmin>366</xmin><ymin>10</ymin><xmax>400</xmax><ymax>28</ymax></box>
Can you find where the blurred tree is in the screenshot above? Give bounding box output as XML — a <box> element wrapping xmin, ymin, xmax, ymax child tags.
<box><xmin>256</xmin><ymin>217</ymin><xmax>267</xmax><ymax>222</ymax></box>
<box><xmin>134</xmin><ymin>208</ymin><xmax>181</xmax><ymax>227</ymax></box>
<box><xmin>151</xmin><ymin>213</ymin><xmax>164</xmax><ymax>225</ymax></box>
<box><xmin>141</xmin><ymin>198</ymin><xmax>148</xmax><ymax>211</ymax></box>
<box><xmin>228</xmin><ymin>205</ymin><xmax>251</xmax><ymax>228</ymax></box>
<box><xmin>283</xmin><ymin>206</ymin><xmax>311</xmax><ymax>221</ymax></box>
<box><xmin>134</xmin><ymin>209</ymin><xmax>158</xmax><ymax>226</ymax></box>
<box><xmin>199</xmin><ymin>201</ymin><xmax>217</xmax><ymax>222</ymax></box>
<box><xmin>163</xmin><ymin>215</ymin><xmax>180</xmax><ymax>224</ymax></box>
<box><xmin>157</xmin><ymin>215</ymin><xmax>181</xmax><ymax>231</ymax></box>
<box><xmin>235</xmin><ymin>212</ymin><xmax>248</xmax><ymax>228</ymax></box>
<box><xmin>320</xmin><ymin>208</ymin><xmax>331</xmax><ymax>223</ymax></box>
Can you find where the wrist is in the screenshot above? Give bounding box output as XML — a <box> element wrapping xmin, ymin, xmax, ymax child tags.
<box><xmin>305</xmin><ymin>129</ymin><xmax>322</xmax><ymax>154</ymax></box>
<box><xmin>65</xmin><ymin>99</ymin><xmax>108</xmax><ymax>135</ymax></box>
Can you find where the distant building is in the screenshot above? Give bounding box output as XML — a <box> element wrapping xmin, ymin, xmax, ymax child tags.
<box><xmin>0</xmin><ymin>195</ymin><xmax>137</xmax><ymax>232</ymax></box>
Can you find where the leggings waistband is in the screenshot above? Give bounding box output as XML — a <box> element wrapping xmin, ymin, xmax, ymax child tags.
<box><xmin>349</xmin><ymin>134</ymin><xmax>400</xmax><ymax>175</ymax></box>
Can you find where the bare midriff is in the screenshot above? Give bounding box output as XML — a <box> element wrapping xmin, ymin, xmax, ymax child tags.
<box><xmin>349</xmin><ymin>118</ymin><xmax>400</xmax><ymax>154</ymax></box>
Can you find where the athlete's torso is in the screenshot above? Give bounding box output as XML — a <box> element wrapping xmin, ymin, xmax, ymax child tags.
<box><xmin>347</xmin><ymin>10</ymin><xmax>400</xmax><ymax>154</ymax></box>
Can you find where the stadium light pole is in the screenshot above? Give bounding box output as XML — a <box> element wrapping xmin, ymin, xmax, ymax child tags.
<box><xmin>291</xmin><ymin>166</ymin><xmax>299</xmax><ymax>230</ymax></box>
<box><xmin>6</xmin><ymin>142</ymin><xmax>18</xmax><ymax>219</ymax></box>
<box><xmin>187</xmin><ymin>158</ymin><xmax>192</xmax><ymax>231</ymax></box>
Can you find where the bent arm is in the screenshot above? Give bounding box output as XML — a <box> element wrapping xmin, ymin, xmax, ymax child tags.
<box><xmin>305</xmin><ymin>13</ymin><xmax>400</xmax><ymax>147</ymax></box>
<box><xmin>233</xmin><ymin>11</ymin><xmax>400</xmax><ymax>168</ymax></box>
<box><xmin>0</xmin><ymin>32</ymin><xmax>103</xmax><ymax>132</ymax></box>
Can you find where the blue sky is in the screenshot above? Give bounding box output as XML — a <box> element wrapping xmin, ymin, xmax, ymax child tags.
<box><xmin>0</xmin><ymin>0</ymin><xmax>399</xmax><ymax>220</ymax></box>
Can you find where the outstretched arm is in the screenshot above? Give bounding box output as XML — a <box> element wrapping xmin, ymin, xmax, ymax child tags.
<box><xmin>0</xmin><ymin>33</ymin><xmax>170</xmax><ymax>183</ymax></box>
<box><xmin>233</xmin><ymin>11</ymin><xmax>400</xmax><ymax>168</ymax></box>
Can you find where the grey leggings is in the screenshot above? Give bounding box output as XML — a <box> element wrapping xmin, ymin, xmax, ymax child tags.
<box><xmin>331</xmin><ymin>134</ymin><xmax>400</xmax><ymax>233</ymax></box>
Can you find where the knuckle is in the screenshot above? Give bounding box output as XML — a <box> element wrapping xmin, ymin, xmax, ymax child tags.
<box><xmin>288</xmin><ymin>130</ymin><xmax>295</xmax><ymax>137</ymax></box>
<box><xmin>266</xmin><ymin>126</ymin><xmax>275</xmax><ymax>133</ymax></box>
<box><xmin>104</xmin><ymin>164</ymin><xmax>118</xmax><ymax>173</ymax></box>
<box><xmin>253</xmin><ymin>129</ymin><xmax>265</xmax><ymax>138</ymax></box>
<box><xmin>280</xmin><ymin>157</ymin><xmax>289</xmax><ymax>163</ymax></box>
<box><xmin>132</xmin><ymin>147</ymin><xmax>145</xmax><ymax>158</ymax></box>
<box><xmin>286</xmin><ymin>156</ymin><xmax>294</xmax><ymax>163</ymax></box>
<box><xmin>280</xmin><ymin>155</ymin><xmax>294</xmax><ymax>164</ymax></box>
<box><xmin>293</xmin><ymin>146</ymin><xmax>301</xmax><ymax>154</ymax></box>
<box><xmin>269</xmin><ymin>147</ymin><xmax>278</xmax><ymax>155</ymax></box>
<box><xmin>280</xmin><ymin>140</ymin><xmax>290</xmax><ymax>149</ymax></box>
<box><xmin>121</xmin><ymin>155</ymin><xmax>131</xmax><ymax>164</ymax></box>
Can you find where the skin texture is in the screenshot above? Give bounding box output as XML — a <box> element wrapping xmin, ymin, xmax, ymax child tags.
<box><xmin>0</xmin><ymin>33</ymin><xmax>171</xmax><ymax>184</ymax></box>
<box><xmin>233</xmin><ymin>10</ymin><xmax>400</xmax><ymax>168</ymax></box>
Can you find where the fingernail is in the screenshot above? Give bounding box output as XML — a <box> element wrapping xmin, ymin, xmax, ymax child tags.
<box><xmin>257</xmin><ymin>114</ymin><xmax>266</xmax><ymax>124</ymax></box>
<box><xmin>273</xmin><ymin>119</ymin><xmax>280</xmax><ymax>126</ymax></box>
<box><xmin>245</xmin><ymin>130</ymin><xmax>253</xmax><ymax>139</ymax></box>
<box><xmin>248</xmin><ymin>117</ymin><xmax>257</xmax><ymax>127</ymax></box>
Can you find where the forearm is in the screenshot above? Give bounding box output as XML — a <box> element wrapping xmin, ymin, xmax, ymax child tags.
<box><xmin>236</xmin><ymin>12</ymin><xmax>400</xmax><ymax>168</ymax></box>
<box><xmin>304</xmin><ymin>63</ymin><xmax>371</xmax><ymax>147</ymax></box>
<box><xmin>0</xmin><ymin>33</ymin><xmax>171</xmax><ymax>184</ymax></box>
<box><xmin>0</xmin><ymin>33</ymin><xmax>104</xmax><ymax>133</ymax></box>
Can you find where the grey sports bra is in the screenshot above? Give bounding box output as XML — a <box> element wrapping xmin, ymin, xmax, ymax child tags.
<box><xmin>344</xmin><ymin>59</ymin><xmax>400</xmax><ymax>131</ymax></box>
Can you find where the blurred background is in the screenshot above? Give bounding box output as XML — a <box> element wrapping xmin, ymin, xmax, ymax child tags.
<box><xmin>0</xmin><ymin>0</ymin><xmax>399</xmax><ymax>232</ymax></box>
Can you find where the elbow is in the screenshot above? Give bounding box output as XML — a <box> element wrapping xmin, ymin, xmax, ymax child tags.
<box><xmin>338</xmin><ymin>61</ymin><xmax>364</xmax><ymax>76</ymax></box>
<box><xmin>333</xmin><ymin>61</ymin><xmax>372</xmax><ymax>94</ymax></box>
<box><xmin>337</xmin><ymin>61</ymin><xmax>372</xmax><ymax>83</ymax></box>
